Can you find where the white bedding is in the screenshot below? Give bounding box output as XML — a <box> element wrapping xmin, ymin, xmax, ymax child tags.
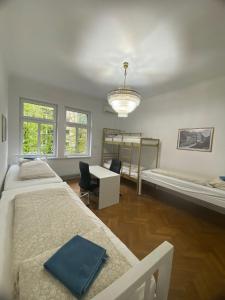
<box><xmin>105</xmin><ymin>135</ymin><xmax>141</xmax><ymax>144</ymax></box>
<box><xmin>150</xmin><ymin>168</ymin><xmax>211</xmax><ymax>186</ymax></box>
<box><xmin>0</xmin><ymin>182</ymin><xmax>139</xmax><ymax>299</ymax></box>
<box><xmin>104</xmin><ymin>161</ymin><xmax>144</xmax><ymax>179</ymax></box>
<box><xmin>141</xmin><ymin>169</ymin><xmax>225</xmax><ymax>210</ymax></box>
<box><xmin>4</xmin><ymin>164</ymin><xmax>62</xmax><ymax>191</ymax></box>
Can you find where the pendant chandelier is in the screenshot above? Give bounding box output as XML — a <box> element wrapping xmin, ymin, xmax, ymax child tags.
<box><xmin>107</xmin><ymin>62</ymin><xmax>141</xmax><ymax>117</ymax></box>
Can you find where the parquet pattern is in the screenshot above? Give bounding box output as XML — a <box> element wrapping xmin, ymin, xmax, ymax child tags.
<box><xmin>68</xmin><ymin>179</ymin><xmax>225</xmax><ymax>300</ymax></box>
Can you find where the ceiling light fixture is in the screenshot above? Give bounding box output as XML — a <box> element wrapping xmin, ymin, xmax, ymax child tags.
<box><xmin>107</xmin><ymin>62</ymin><xmax>141</xmax><ymax>117</ymax></box>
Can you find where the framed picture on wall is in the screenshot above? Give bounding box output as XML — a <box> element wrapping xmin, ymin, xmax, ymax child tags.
<box><xmin>177</xmin><ymin>127</ymin><xmax>214</xmax><ymax>152</ymax></box>
<box><xmin>1</xmin><ymin>114</ymin><xmax>7</xmax><ymax>142</ymax></box>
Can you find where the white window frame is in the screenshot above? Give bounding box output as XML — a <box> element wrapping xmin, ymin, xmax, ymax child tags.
<box><xmin>64</xmin><ymin>106</ymin><xmax>92</xmax><ymax>158</ymax></box>
<box><xmin>20</xmin><ymin>98</ymin><xmax>57</xmax><ymax>157</ymax></box>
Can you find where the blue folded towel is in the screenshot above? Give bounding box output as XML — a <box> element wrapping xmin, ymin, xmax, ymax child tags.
<box><xmin>44</xmin><ymin>235</ymin><xmax>108</xmax><ymax>297</ymax></box>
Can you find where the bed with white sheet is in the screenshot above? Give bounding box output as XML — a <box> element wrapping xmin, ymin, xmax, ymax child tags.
<box><xmin>4</xmin><ymin>161</ymin><xmax>62</xmax><ymax>191</ymax></box>
<box><xmin>139</xmin><ymin>169</ymin><xmax>225</xmax><ymax>211</ymax></box>
<box><xmin>0</xmin><ymin>183</ymin><xmax>173</xmax><ymax>300</ymax></box>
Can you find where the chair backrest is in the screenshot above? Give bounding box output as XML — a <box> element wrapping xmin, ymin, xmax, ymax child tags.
<box><xmin>79</xmin><ymin>161</ymin><xmax>91</xmax><ymax>190</ymax></box>
<box><xmin>109</xmin><ymin>159</ymin><xmax>122</xmax><ymax>174</ymax></box>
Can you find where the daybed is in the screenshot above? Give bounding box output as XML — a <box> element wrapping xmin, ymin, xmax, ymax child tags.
<box><xmin>4</xmin><ymin>160</ymin><xmax>62</xmax><ymax>191</ymax></box>
<box><xmin>0</xmin><ymin>182</ymin><xmax>174</xmax><ymax>300</ymax></box>
<box><xmin>139</xmin><ymin>169</ymin><xmax>225</xmax><ymax>212</ymax></box>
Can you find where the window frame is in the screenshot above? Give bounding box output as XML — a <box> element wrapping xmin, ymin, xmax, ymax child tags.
<box><xmin>20</xmin><ymin>98</ymin><xmax>58</xmax><ymax>157</ymax></box>
<box><xmin>64</xmin><ymin>106</ymin><xmax>92</xmax><ymax>158</ymax></box>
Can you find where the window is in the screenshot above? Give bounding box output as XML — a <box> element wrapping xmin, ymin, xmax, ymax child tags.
<box><xmin>65</xmin><ymin>107</ymin><xmax>91</xmax><ymax>156</ymax></box>
<box><xmin>20</xmin><ymin>99</ymin><xmax>57</xmax><ymax>156</ymax></box>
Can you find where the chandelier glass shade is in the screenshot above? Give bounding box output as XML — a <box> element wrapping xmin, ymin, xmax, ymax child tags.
<box><xmin>107</xmin><ymin>62</ymin><xmax>141</xmax><ymax>117</ymax></box>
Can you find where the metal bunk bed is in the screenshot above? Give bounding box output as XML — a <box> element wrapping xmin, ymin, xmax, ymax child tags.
<box><xmin>101</xmin><ymin>128</ymin><xmax>160</xmax><ymax>192</ymax></box>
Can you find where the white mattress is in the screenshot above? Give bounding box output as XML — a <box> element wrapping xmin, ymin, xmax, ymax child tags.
<box><xmin>141</xmin><ymin>169</ymin><xmax>225</xmax><ymax>209</ymax></box>
<box><xmin>4</xmin><ymin>164</ymin><xmax>63</xmax><ymax>191</ymax></box>
<box><xmin>150</xmin><ymin>168</ymin><xmax>211</xmax><ymax>186</ymax></box>
<box><xmin>0</xmin><ymin>182</ymin><xmax>139</xmax><ymax>299</ymax></box>
<box><xmin>104</xmin><ymin>161</ymin><xmax>140</xmax><ymax>179</ymax></box>
<box><xmin>105</xmin><ymin>135</ymin><xmax>141</xmax><ymax>144</ymax></box>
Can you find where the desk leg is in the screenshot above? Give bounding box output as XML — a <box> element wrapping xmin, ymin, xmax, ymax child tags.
<box><xmin>98</xmin><ymin>175</ymin><xmax>120</xmax><ymax>209</ymax></box>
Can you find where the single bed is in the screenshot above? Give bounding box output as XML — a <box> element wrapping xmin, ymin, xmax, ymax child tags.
<box><xmin>4</xmin><ymin>162</ymin><xmax>62</xmax><ymax>191</ymax></box>
<box><xmin>0</xmin><ymin>182</ymin><xmax>173</xmax><ymax>300</ymax></box>
<box><xmin>139</xmin><ymin>169</ymin><xmax>225</xmax><ymax>211</ymax></box>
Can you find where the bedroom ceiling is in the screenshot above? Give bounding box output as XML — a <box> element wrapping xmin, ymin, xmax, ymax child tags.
<box><xmin>0</xmin><ymin>0</ymin><xmax>225</xmax><ymax>100</ymax></box>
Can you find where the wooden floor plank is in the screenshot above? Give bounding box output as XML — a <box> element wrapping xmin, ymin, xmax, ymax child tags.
<box><xmin>68</xmin><ymin>179</ymin><xmax>225</xmax><ymax>300</ymax></box>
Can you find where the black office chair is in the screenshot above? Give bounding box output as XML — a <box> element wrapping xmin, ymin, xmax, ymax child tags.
<box><xmin>79</xmin><ymin>161</ymin><xmax>98</xmax><ymax>205</ymax></box>
<box><xmin>109</xmin><ymin>159</ymin><xmax>122</xmax><ymax>174</ymax></box>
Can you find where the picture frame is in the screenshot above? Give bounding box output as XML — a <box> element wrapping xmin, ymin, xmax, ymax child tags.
<box><xmin>177</xmin><ymin>127</ymin><xmax>214</xmax><ymax>152</ymax></box>
<box><xmin>2</xmin><ymin>114</ymin><xmax>7</xmax><ymax>142</ymax></box>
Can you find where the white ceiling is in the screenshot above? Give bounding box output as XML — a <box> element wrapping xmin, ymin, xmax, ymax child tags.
<box><xmin>1</xmin><ymin>0</ymin><xmax>225</xmax><ymax>100</ymax></box>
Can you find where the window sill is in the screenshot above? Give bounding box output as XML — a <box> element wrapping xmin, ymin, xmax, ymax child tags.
<box><xmin>48</xmin><ymin>156</ymin><xmax>91</xmax><ymax>160</ymax></box>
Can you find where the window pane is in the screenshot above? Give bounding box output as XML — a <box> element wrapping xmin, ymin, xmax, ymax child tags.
<box><xmin>23</xmin><ymin>102</ymin><xmax>55</xmax><ymax>120</ymax></box>
<box><xmin>65</xmin><ymin>126</ymin><xmax>76</xmax><ymax>155</ymax></box>
<box><xmin>77</xmin><ymin>128</ymin><xmax>87</xmax><ymax>154</ymax></box>
<box><xmin>66</xmin><ymin>110</ymin><xmax>87</xmax><ymax>125</ymax></box>
<box><xmin>23</xmin><ymin>121</ymin><xmax>38</xmax><ymax>154</ymax></box>
<box><xmin>40</xmin><ymin>124</ymin><xmax>54</xmax><ymax>155</ymax></box>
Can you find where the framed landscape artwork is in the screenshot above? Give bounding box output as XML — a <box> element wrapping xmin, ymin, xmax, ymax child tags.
<box><xmin>177</xmin><ymin>127</ymin><xmax>214</xmax><ymax>152</ymax></box>
<box><xmin>1</xmin><ymin>114</ymin><xmax>7</xmax><ymax>142</ymax></box>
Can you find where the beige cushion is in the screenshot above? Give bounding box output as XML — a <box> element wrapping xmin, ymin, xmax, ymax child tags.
<box><xmin>209</xmin><ymin>178</ymin><xmax>225</xmax><ymax>191</ymax></box>
<box><xmin>17</xmin><ymin>228</ymin><xmax>131</xmax><ymax>300</ymax></box>
<box><xmin>18</xmin><ymin>158</ymin><xmax>32</xmax><ymax>165</ymax></box>
<box><xmin>18</xmin><ymin>160</ymin><xmax>56</xmax><ymax>180</ymax></box>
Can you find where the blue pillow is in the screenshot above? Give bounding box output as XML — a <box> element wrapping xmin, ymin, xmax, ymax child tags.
<box><xmin>219</xmin><ymin>176</ymin><xmax>225</xmax><ymax>181</ymax></box>
<box><xmin>44</xmin><ymin>235</ymin><xmax>107</xmax><ymax>297</ymax></box>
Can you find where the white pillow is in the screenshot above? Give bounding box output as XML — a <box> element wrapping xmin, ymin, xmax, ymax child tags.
<box><xmin>18</xmin><ymin>158</ymin><xmax>33</xmax><ymax>165</ymax></box>
<box><xmin>209</xmin><ymin>178</ymin><xmax>225</xmax><ymax>191</ymax></box>
<box><xmin>18</xmin><ymin>160</ymin><xmax>56</xmax><ymax>180</ymax></box>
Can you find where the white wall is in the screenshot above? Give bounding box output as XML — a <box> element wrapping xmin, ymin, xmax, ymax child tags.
<box><xmin>119</xmin><ymin>77</ymin><xmax>225</xmax><ymax>178</ymax></box>
<box><xmin>8</xmin><ymin>76</ymin><xmax>118</xmax><ymax>177</ymax></box>
<box><xmin>0</xmin><ymin>55</ymin><xmax>8</xmax><ymax>189</ymax></box>
<box><xmin>8</xmin><ymin>75</ymin><xmax>225</xmax><ymax>179</ymax></box>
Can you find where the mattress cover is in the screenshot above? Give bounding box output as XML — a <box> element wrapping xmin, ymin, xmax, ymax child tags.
<box><xmin>141</xmin><ymin>169</ymin><xmax>225</xmax><ymax>209</ymax></box>
<box><xmin>18</xmin><ymin>228</ymin><xmax>132</xmax><ymax>300</ymax></box>
<box><xmin>4</xmin><ymin>164</ymin><xmax>62</xmax><ymax>191</ymax></box>
<box><xmin>105</xmin><ymin>135</ymin><xmax>141</xmax><ymax>144</ymax></box>
<box><xmin>0</xmin><ymin>182</ymin><xmax>139</xmax><ymax>299</ymax></box>
<box><xmin>150</xmin><ymin>168</ymin><xmax>211</xmax><ymax>186</ymax></box>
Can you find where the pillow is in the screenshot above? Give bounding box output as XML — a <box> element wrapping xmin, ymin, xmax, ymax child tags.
<box><xmin>209</xmin><ymin>178</ymin><xmax>225</xmax><ymax>191</ymax></box>
<box><xmin>18</xmin><ymin>158</ymin><xmax>34</xmax><ymax>165</ymax></box>
<box><xmin>17</xmin><ymin>228</ymin><xmax>131</xmax><ymax>300</ymax></box>
<box><xmin>18</xmin><ymin>160</ymin><xmax>56</xmax><ymax>180</ymax></box>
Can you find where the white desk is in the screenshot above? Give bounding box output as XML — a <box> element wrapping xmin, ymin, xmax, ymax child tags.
<box><xmin>89</xmin><ymin>166</ymin><xmax>120</xmax><ymax>209</ymax></box>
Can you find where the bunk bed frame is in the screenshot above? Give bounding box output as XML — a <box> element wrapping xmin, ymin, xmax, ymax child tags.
<box><xmin>101</xmin><ymin>128</ymin><xmax>160</xmax><ymax>192</ymax></box>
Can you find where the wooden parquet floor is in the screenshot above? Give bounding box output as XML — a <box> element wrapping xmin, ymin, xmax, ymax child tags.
<box><xmin>68</xmin><ymin>179</ymin><xmax>225</xmax><ymax>300</ymax></box>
